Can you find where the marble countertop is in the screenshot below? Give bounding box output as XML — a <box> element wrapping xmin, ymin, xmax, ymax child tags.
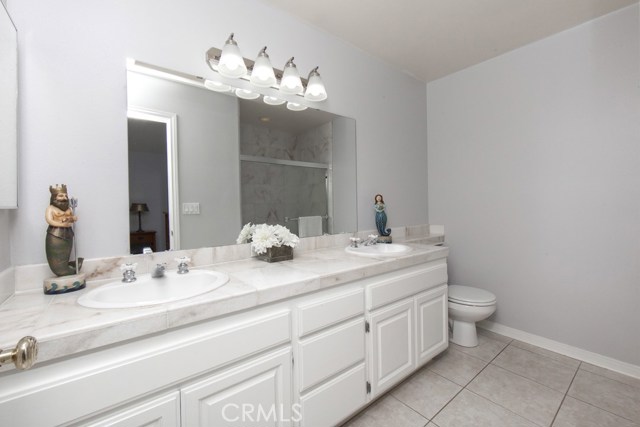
<box><xmin>0</xmin><ymin>238</ymin><xmax>447</xmax><ymax>371</ymax></box>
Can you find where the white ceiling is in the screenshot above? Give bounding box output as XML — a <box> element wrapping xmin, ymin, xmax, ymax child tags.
<box><xmin>261</xmin><ymin>0</ymin><xmax>638</xmax><ymax>82</ymax></box>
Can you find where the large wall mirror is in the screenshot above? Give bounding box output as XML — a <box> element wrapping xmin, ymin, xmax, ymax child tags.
<box><xmin>126</xmin><ymin>61</ymin><xmax>357</xmax><ymax>252</ymax></box>
<box><xmin>0</xmin><ymin>2</ymin><xmax>18</xmax><ymax>208</ymax></box>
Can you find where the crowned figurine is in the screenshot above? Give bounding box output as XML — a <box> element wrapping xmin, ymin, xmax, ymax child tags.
<box><xmin>43</xmin><ymin>184</ymin><xmax>85</xmax><ymax>294</ymax></box>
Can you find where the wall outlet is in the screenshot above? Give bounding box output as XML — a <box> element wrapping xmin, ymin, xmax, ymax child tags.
<box><xmin>182</xmin><ymin>202</ymin><xmax>200</xmax><ymax>215</ymax></box>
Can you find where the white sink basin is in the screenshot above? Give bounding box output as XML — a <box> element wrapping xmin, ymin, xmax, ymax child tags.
<box><xmin>345</xmin><ymin>243</ymin><xmax>412</xmax><ymax>257</ymax></box>
<box><xmin>78</xmin><ymin>270</ymin><xmax>229</xmax><ymax>309</ymax></box>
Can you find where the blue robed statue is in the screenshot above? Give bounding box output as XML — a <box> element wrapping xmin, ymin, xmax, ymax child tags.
<box><xmin>374</xmin><ymin>194</ymin><xmax>391</xmax><ymax>237</ymax></box>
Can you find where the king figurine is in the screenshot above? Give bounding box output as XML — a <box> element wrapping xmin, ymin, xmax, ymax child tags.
<box><xmin>44</xmin><ymin>184</ymin><xmax>85</xmax><ymax>294</ymax></box>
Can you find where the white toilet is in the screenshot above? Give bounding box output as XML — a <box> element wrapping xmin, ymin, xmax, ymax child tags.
<box><xmin>448</xmin><ymin>285</ymin><xmax>497</xmax><ymax>347</ymax></box>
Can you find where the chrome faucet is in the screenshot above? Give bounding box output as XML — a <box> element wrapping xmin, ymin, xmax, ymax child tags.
<box><xmin>349</xmin><ymin>237</ymin><xmax>361</xmax><ymax>248</ymax></box>
<box><xmin>151</xmin><ymin>263</ymin><xmax>166</xmax><ymax>278</ymax></box>
<box><xmin>120</xmin><ymin>263</ymin><xmax>137</xmax><ymax>283</ymax></box>
<box><xmin>363</xmin><ymin>234</ymin><xmax>379</xmax><ymax>246</ymax></box>
<box><xmin>175</xmin><ymin>256</ymin><xmax>190</xmax><ymax>274</ymax></box>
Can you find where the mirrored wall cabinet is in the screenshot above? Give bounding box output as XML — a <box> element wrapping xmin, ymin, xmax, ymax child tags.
<box><xmin>0</xmin><ymin>2</ymin><xmax>18</xmax><ymax>208</ymax></box>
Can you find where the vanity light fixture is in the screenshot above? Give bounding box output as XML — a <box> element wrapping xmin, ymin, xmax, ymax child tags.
<box><xmin>286</xmin><ymin>102</ymin><xmax>307</xmax><ymax>111</ymax></box>
<box><xmin>205</xmin><ymin>33</ymin><xmax>328</xmax><ymax>108</ymax></box>
<box><xmin>217</xmin><ymin>33</ymin><xmax>247</xmax><ymax>78</ymax></box>
<box><xmin>235</xmin><ymin>88</ymin><xmax>260</xmax><ymax>100</ymax></box>
<box><xmin>263</xmin><ymin>95</ymin><xmax>286</xmax><ymax>106</ymax></box>
<box><xmin>250</xmin><ymin>47</ymin><xmax>277</xmax><ymax>88</ymax></box>
<box><xmin>304</xmin><ymin>67</ymin><xmax>328</xmax><ymax>101</ymax></box>
<box><xmin>204</xmin><ymin>79</ymin><xmax>231</xmax><ymax>92</ymax></box>
<box><xmin>280</xmin><ymin>57</ymin><xmax>303</xmax><ymax>95</ymax></box>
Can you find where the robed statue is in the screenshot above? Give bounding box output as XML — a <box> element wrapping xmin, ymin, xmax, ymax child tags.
<box><xmin>45</xmin><ymin>184</ymin><xmax>83</xmax><ymax>276</ymax></box>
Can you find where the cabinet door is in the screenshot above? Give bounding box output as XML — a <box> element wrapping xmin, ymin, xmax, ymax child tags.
<box><xmin>416</xmin><ymin>284</ymin><xmax>448</xmax><ymax>366</ymax></box>
<box><xmin>368</xmin><ymin>298</ymin><xmax>415</xmax><ymax>396</ymax></box>
<box><xmin>81</xmin><ymin>391</ymin><xmax>180</xmax><ymax>427</ymax></box>
<box><xmin>181</xmin><ymin>348</ymin><xmax>293</xmax><ymax>427</ymax></box>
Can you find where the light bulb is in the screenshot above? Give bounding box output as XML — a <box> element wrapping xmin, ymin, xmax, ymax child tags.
<box><xmin>263</xmin><ymin>96</ymin><xmax>286</xmax><ymax>106</ymax></box>
<box><xmin>204</xmin><ymin>79</ymin><xmax>231</xmax><ymax>92</ymax></box>
<box><xmin>235</xmin><ymin>88</ymin><xmax>260</xmax><ymax>100</ymax></box>
<box><xmin>250</xmin><ymin>47</ymin><xmax>276</xmax><ymax>88</ymax></box>
<box><xmin>218</xmin><ymin>33</ymin><xmax>247</xmax><ymax>79</ymax></box>
<box><xmin>304</xmin><ymin>67</ymin><xmax>327</xmax><ymax>101</ymax></box>
<box><xmin>286</xmin><ymin>102</ymin><xmax>307</xmax><ymax>111</ymax></box>
<box><xmin>280</xmin><ymin>57</ymin><xmax>303</xmax><ymax>95</ymax></box>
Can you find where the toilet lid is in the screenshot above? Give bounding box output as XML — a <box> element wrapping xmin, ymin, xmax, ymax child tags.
<box><xmin>448</xmin><ymin>285</ymin><xmax>496</xmax><ymax>306</ymax></box>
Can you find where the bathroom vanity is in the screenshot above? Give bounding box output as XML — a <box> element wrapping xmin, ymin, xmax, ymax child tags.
<box><xmin>0</xmin><ymin>238</ymin><xmax>447</xmax><ymax>426</ymax></box>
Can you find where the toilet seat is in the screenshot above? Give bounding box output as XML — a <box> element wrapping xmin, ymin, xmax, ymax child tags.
<box><xmin>448</xmin><ymin>285</ymin><xmax>496</xmax><ymax>307</ymax></box>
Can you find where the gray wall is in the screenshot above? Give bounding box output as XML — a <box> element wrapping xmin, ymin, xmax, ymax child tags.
<box><xmin>427</xmin><ymin>5</ymin><xmax>640</xmax><ymax>365</ymax></box>
<box><xmin>7</xmin><ymin>0</ymin><xmax>428</xmax><ymax>265</ymax></box>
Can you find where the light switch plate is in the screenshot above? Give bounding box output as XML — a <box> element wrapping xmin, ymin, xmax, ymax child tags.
<box><xmin>182</xmin><ymin>202</ymin><xmax>200</xmax><ymax>215</ymax></box>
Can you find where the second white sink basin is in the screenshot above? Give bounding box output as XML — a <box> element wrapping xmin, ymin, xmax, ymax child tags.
<box><xmin>78</xmin><ymin>270</ymin><xmax>229</xmax><ymax>309</ymax></box>
<box><xmin>345</xmin><ymin>243</ymin><xmax>412</xmax><ymax>257</ymax></box>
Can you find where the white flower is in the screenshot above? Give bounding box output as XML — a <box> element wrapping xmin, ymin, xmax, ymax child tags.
<box><xmin>274</xmin><ymin>225</ymin><xmax>299</xmax><ymax>248</ymax></box>
<box><xmin>251</xmin><ymin>224</ymin><xmax>279</xmax><ymax>254</ymax></box>
<box><xmin>236</xmin><ymin>222</ymin><xmax>255</xmax><ymax>244</ymax></box>
<box><xmin>238</xmin><ymin>222</ymin><xmax>299</xmax><ymax>254</ymax></box>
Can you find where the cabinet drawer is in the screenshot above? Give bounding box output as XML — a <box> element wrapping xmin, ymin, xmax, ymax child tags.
<box><xmin>297</xmin><ymin>317</ymin><xmax>365</xmax><ymax>393</ymax></box>
<box><xmin>80</xmin><ymin>391</ymin><xmax>180</xmax><ymax>427</ymax></box>
<box><xmin>299</xmin><ymin>363</ymin><xmax>366</xmax><ymax>427</ymax></box>
<box><xmin>297</xmin><ymin>288</ymin><xmax>364</xmax><ymax>337</ymax></box>
<box><xmin>367</xmin><ymin>260</ymin><xmax>447</xmax><ymax>310</ymax></box>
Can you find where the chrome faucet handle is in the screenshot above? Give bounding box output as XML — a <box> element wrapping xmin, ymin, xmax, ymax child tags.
<box><xmin>365</xmin><ymin>234</ymin><xmax>379</xmax><ymax>245</ymax></box>
<box><xmin>151</xmin><ymin>263</ymin><xmax>166</xmax><ymax>278</ymax></box>
<box><xmin>120</xmin><ymin>263</ymin><xmax>137</xmax><ymax>283</ymax></box>
<box><xmin>175</xmin><ymin>257</ymin><xmax>191</xmax><ymax>274</ymax></box>
<box><xmin>349</xmin><ymin>237</ymin><xmax>361</xmax><ymax>248</ymax></box>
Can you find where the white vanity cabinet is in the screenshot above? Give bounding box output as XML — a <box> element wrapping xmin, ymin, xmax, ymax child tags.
<box><xmin>294</xmin><ymin>288</ymin><xmax>367</xmax><ymax>427</ymax></box>
<box><xmin>181</xmin><ymin>348</ymin><xmax>293</xmax><ymax>427</ymax></box>
<box><xmin>366</xmin><ymin>260</ymin><xmax>448</xmax><ymax>397</ymax></box>
<box><xmin>79</xmin><ymin>392</ymin><xmax>181</xmax><ymax>427</ymax></box>
<box><xmin>0</xmin><ymin>252</ymin><xmax>449</xmax><ymax>427</ymax></box>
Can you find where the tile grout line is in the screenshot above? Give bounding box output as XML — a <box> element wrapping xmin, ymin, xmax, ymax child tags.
<box><xmin>568</xmin><ymin>365</ymin><xmax>640</xmax><ymax>425</ymax></box>
<box><xmin>428</xmin><ymin>338</ymin><xmax>513</xmax><ymax>423</ymax></box>
<box><xmin>548</xmin><ymin>360</ymin><xmax>582</xmax><ymax>426</ymax></box>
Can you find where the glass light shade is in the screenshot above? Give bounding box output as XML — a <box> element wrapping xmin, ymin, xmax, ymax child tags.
<box><xmin>218</xmin><ymin>34</ymin><xmax>247</xmax><ymax>79</ymax></box>
<box><xmin>304</xmin><ymin>67</ymin><xmax>327</xmax><ymax>101</ymax></box>
<box><xmin>263</xmin><ymin>95</ymin><xmax>286</xmax><ymax>106</ymax></box>
<box><xmin>204</xmin><ymin>79</ymin><xmax>231</xmax><ymax>92</ymax></box>
<box><xmin>250</xmin><ymin>47</ymin><xmax>276</xmax><ymax>88</ymax></box>
<box><xmin>280</xmin><ymin>57</ymin><xmax>303</xmax><ymax>95</ymax></box>
<box><xmin>235</xmin><ymin>88</ymin><xmax>260</xmax><ymax>100</ymax></box>
<box><xmin>286</xmin><ymin>102</ymin><xmax>307</xmax><ymax>111</ymax></box>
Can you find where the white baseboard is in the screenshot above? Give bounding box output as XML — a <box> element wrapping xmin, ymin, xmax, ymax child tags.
<box><xmin>479</xmin><ymin>320</ymin><xmax>640</xmax><ymax>380</ymax></box>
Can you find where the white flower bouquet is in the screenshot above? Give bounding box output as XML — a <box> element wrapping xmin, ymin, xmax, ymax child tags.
<box><xmin>237</xmin><ymin>223</ymin><xmax>300</xmax><ymax>256</ymax></box>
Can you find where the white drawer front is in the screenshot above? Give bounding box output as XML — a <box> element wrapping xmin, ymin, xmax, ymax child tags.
<box><xmin>297</xmin><ymin>288</ymin><xmax>364</xmax><ymax>337</ymax></box>
<box><xmin>299</xmin><ymin>363</ymin><xmax>367</xmax><ymax>427</ymax></box>
<box><xmin>298</xmin><ymin>318</ymin><xmax>365</xmax><ymax>392</ymax></box>
<box><xmin>367</xmin><ymin>260</ymin><xmax>447</xmax><ymax>310</ymax></box>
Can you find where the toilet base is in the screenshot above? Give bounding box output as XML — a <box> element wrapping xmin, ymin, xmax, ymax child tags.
<box><xmin>450</xmin><ymin>319</ymin><xmax>479</xmax><ymax>347</ymax></box>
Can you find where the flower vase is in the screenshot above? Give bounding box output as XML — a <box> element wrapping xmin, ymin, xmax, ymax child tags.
<box><xmin>257</xmin><ymin>246</ymin><xmax>294</xmax><ymax>263</ymax></box>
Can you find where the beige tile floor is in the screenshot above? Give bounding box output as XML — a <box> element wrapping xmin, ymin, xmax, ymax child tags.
<box><xmin>343</xmin><ymin>329</ymin><xmax>640</xmax><ymax>427</ymax></box>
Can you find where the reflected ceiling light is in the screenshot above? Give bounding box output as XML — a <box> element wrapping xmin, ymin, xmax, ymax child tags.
<box><xmin>235</xmin><ymin>88</ymin><xmax>260</xmax><ymax>100</ymax></box>
<box><xmin>218</xmin><ymin>33</ymin><xmax>247</xmax><ymax>78</ymax></box>
<box><xmin>304</xmin><ymin>67</ymin><xmax>327</xmax><ymax>101</ymax></box>
<box><xmin>205</xmin><ymin>33</ymin><xmax>327</xmax><ymax>104</ymax></box>
<box><xmin>280</xmin><ymin>57</ymin><xmax>303</xmax><ymax>95</ymax></box>
<box><xmin>286</xmin><ymin>102</ymin><xmax>307</xmax><ymax>112</ymax></box>
<box><xmin>250</xmin><ymin>47</ymin><xmax>276</xmax><ymax>88</ymax></box>
<box><xmin>204</xmin><ymin>79</ymin><xmax>231</xmax><ymax>92</ymax></box>
<box><xmin>263</xmin><ymin>95</ymin><xmax>286</xmax><ymax>106</ymax></box>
